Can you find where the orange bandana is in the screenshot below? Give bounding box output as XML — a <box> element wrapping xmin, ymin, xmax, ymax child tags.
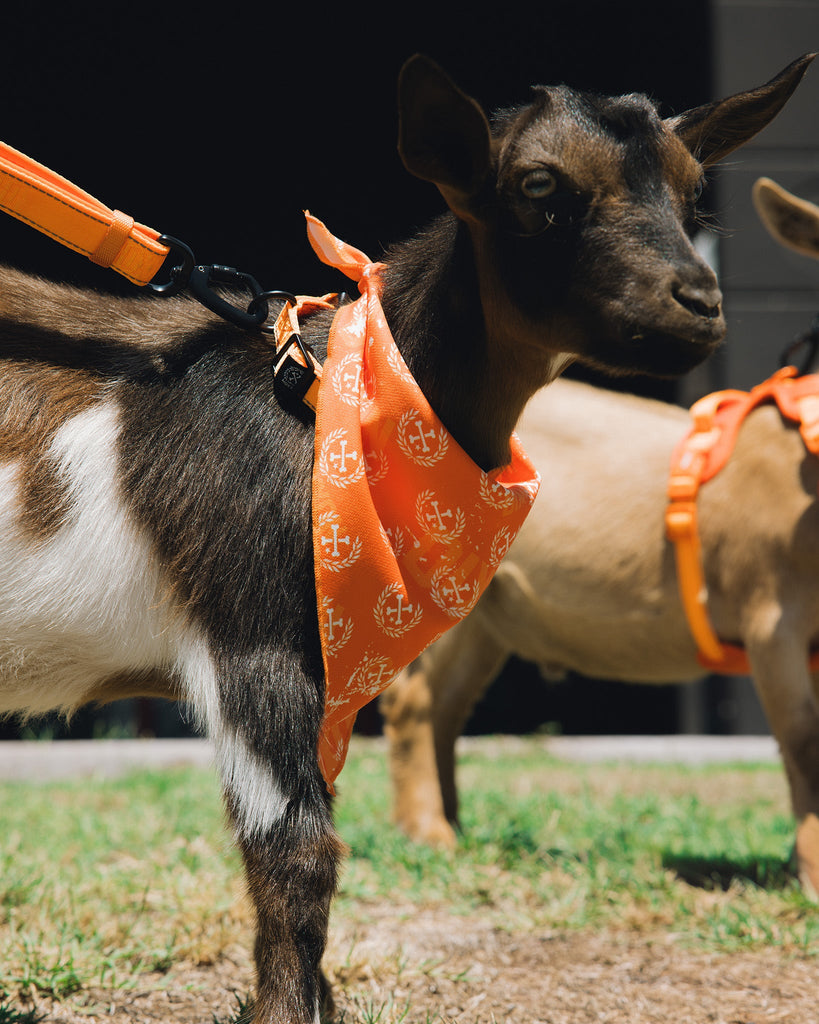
<box><xmin>306</xmin><ymin>215</ymin><xmax>540</xmax><ymax>786</ymax></box>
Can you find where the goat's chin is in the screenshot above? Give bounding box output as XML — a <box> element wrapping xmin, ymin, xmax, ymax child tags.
<box><xmin>586</xmin><ymin>331</ymin><xmax>722</xmax><ymax>379</ymax></box>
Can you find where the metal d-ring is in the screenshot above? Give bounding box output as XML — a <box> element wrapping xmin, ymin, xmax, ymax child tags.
<box><xmin>146</xmin><ymin>235</ymin><xmax>196</xmax><ymax>296</ymax></box>
<box><xmin>250</xmin><ymin>290</ymin><xmax>299</xmax><ymax>332</ymax></box>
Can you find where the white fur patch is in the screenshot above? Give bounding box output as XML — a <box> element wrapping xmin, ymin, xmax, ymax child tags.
<box><xmin>0</xmin><ymin>401</ymin><xmax>175</xmax><ymax>713</ymax></box>
<box><xmin>176</xmin><ymin>629</ymin><xmax>289</xmax><ymax>839</ymax></box>
<box><xmin>0</xmin><ymin>398</ymin><xmax>289</xmax><ymax>838</ymax></box>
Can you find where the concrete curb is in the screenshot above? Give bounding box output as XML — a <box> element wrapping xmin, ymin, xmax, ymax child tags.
<box><xmin>0</xmin><ymin>734</ymin><xmax>779</xmax><ymax>781</ymax></box>
<box><xmin>0</xmin><ymin>738</ymin><xmax>214</xmax><ymax>780</ymax></box>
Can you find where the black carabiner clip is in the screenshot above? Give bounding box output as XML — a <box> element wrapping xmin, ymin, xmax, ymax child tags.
<box><xmin>186</xmin><ymin>264</ymin><xmax>269</xmax><ymax>331</ymax></box>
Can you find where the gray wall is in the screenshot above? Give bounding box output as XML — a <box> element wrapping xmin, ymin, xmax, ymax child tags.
<box><xmin>680</xmin><ymin>0</ymin><xmax>819</xmax><ymax>734</ymax></box>
<box><xmin>683</xmin><ymin>0</ymin><xmax>819</xmax><ymax>405</ymax></box>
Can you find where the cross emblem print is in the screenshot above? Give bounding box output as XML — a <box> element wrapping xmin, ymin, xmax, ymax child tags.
<box><xmin>442</xmin><ymin>576</ymin><xmax>473</xmax><ymax>606</ymax></box>
<box><xmin>321</xmin><ymin>523</ymin><xmax>351</xmax><ymax>558</ymax></box>
<box><xmin>409</xmin><ymin>419</ymin><xmax>437</xmax><ymax>453</ymax></box>
<box><xmin>386</xmin><ymin>593</ymin><xmax>414</xmax><ymax>625</ymax></box>
<box><xmin>341</xmin><ymin>364</ymin><xmax>362</xmax><ymax>395</ymax></box>
<box><xmin>362</xmin><ymin>659</ymin><xmax>394</xmax><ymax>691</ymax></box>
<box><xmin>325</xmin><ymin>605</ymin><xmax>345</xmax><ymax>641</ymax></box>
<box><xmin>424</xmin><ymin>499</ymin><xmax>454</xmax><ymax>532</ymax></box>
<box><xmin>329</xmin><ymin>439</ymin><xmax>359</xmax><ymax>475</ymax></box>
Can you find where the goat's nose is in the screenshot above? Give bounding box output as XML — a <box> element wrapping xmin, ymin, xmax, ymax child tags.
<box><xmin>672</xmin><ymin>280</ymin><xmax>722</xmax><ymax>321</ymax></box>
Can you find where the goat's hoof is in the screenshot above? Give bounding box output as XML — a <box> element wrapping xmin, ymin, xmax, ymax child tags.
<box><xmin>397</xmin><ymin>813</ymin><xmax>458</xmax><ymax>849</ymax></box>
<box><xmin>795</xmin><ymin>813</ymin><xmax>819</xmax><ymax>901</ymax></box>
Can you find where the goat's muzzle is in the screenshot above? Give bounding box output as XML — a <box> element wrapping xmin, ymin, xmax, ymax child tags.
<box><xmin>656</xmin><ymin>264</ymin><xmax>726</xmax><ymax>349</ymax></box>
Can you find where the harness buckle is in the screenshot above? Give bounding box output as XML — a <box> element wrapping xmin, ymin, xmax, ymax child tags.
<box><xmin>270</xmin><ymin>300</ymin><xmax>322</xmax><ymax>416</ymax></box>
<box><xmin>667</xmin><ymin>472</ymin><xmax>699</xmax><ymax>503</ymax></box>
<box><xmin>665</xmin><ymin>500</ymin><xmax>696</xmax><ymax>541</ymax></box>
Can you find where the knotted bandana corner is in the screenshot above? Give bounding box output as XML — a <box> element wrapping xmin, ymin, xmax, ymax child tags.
<box><xmin>306</xmin><ymin>213</ymin><xmax>541</xmax><ymax>787</ymax></box>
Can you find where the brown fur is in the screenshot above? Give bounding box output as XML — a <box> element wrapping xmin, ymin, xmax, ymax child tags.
<box><xmin>382</xmin><ymin>177</ymin><xmax>819</xmax><ymax>900</ymax></box>
<box><xmin>0</xmin><ymin>362</ymin><xmax>101</xmax><ymax>537</ymax></box>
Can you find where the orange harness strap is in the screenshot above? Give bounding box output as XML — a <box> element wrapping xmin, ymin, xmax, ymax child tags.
<box><xmin>0</xmin><ymin>140</ymin><xmax>169</xmax><ymax>286</ymax></box>
<box><xmin>666</xmin><ymin>366</ymin><xmax>819</xmax><ymax>674</ymax></box>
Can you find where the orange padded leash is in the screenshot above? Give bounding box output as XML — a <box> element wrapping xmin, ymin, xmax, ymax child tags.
<box><xmin>666</xmin><ymin>366</ymin><xmax>819</xmax><ymax>674</ymax></box>
<box><xmin>0</xmin><ymin>140</ymin><xmax>169</xmax><ymax>285</ymax></box>
<box><xmin>0</xmin><ymin>139</ymin><xmax>324</xmax><ymax>411</ymax></box>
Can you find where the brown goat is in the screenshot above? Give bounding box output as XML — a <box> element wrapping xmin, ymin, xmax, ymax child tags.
<box><xmin>0</xmin><ymin>54</ymin><xmax>811</xmax><ymax>1023</ymax></box>
<box><xmin>382</xmin><ymin>175</ymin><xmax>819</xmax><ymax>898</ymax></box>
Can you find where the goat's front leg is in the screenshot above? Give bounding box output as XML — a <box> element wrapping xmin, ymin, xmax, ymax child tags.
<box><xmin>235</xmin><ymin>804</ymin><xmax>342</xmax><ymax>1023</ymax></box>
<box><xmin>381</xmin><ymin>610</ymin><xmax>508</xmax><ymax>845</ymax></box>
<box><xmin>206</xmin><ymin>650</ymin><xmax>343</xmax><ymax>1024</ymax></box>
<box><xmin>746</xmin><ymin>630</ymin><xmax>819</xmax><ymax>900</ymax></box>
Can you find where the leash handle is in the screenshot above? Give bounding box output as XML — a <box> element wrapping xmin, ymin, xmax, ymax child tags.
<box><xmin>0</xmin><ymin>140</ymin><xmax>170</xmax><ymax>286</ymax></box>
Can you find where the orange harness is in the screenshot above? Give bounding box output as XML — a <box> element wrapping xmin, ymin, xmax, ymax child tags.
<box><xmin>666</xmin><ymin>366</ymin><xmax>819</xmax><ymax>673</ymax></box>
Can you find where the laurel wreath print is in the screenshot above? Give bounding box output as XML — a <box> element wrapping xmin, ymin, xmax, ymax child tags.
<box><xmin>396</xmin><ymin>410</ymin><xmax>449</xmax><ymax>467</ymax></box>
<box><xmin>386</xmin><ymin>341</ymin><xmax>416</xmax><ymax>386</ymax></box>
<box><xmin>316</xmin><ymin>511</ymin><xmax>363</xmax><ymax>571</ymax></box>
<box><xmin>365</xmin><ymin>448</ymin><xmax>389</xmax><ymax>485</ymax></box>
<box><xmin>382</xmin><ymin>523</ymin><xmax>408</xmax><ymax>557</ymax></box>
<box><xmin>331</xmin><ymin>353</ymin><xmax>364</xmax><ymax>406</ymax></box>
<box><xmin>415</xmin><ymin>489</ymin><xmax>466</xmax><ymax>543</ymax></box>
<box><xmin>348</xmin><ymin>651</ymin><xmax>399</xmax><ymax>699</ymax></box>
<box><xmin>430</xmin><ymin>567</ymin><xmax>478</xmax><ymax>620</ymax></box>
<box><xmin>324</xmin><ymin>543</ymin><xmax>363</xmax><ymax>572</ymax></box>
<box><xmin>479</xmin><ymin>472</ymin><xmax>517</xmax><ymax>510</ymax></box>
<box><xmin>489</xmin><ymin>526</ymin><xmax>515</xmax><ymax>566</ymax></box>
<box><xmin>321</xmin><ymin>596</ymin><xmax>354</xmax><ymax>658</ymax></box>
<box><xmin>318</xmin><ymin>427</ymin><xmax>365</xmax><ymax>488</ymax></box>
<box><xmin>373</xmin><ymin>583</ymin><xmax>424</xmax><ymax>638</ymax></box>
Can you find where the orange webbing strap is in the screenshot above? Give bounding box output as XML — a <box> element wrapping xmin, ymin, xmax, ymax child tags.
<box><xmin>0</xmin><ymin>140</ymin><xmax>169</xmax><ymax>286</ymax></box>
<box><xmin>665</xmin><ymin>415</ymin><xmax>728</xmax><ymax>667</ymax></box>
<box><xmin>797</xmin><ymin>393</ymin><xmax>819</xmax><ymax>456</ymax></box>
<box><xmin>666</xmin><ymin>368</ymin><xmax>819</xmax><ymax>674</ymax></box>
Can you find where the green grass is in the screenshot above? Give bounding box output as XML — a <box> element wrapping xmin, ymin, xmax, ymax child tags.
<box><xmin>0</xmin><ymin>767</ymin><xmax>243</xmax><ymax>1000</ymax></box>
<box><xmin>0</xmin><ymin>990</ymin><xmax>42</xmax><ymax>1024</ymax></box>
<box><xmin>0</xmin><ymin>736</ymin><xmax>816</xmax><ymax>1016</ymax></box>
<box><xmin>332</xmin><ymin>740</ymin><xmax>815</xmax><ymax>950</ymax></box>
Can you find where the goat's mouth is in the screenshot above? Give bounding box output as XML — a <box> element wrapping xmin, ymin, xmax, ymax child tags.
<box><xmin>621</xmin><ymin>322</ymin><xmax>725</xmax><ymax>376</ymax></box>
<box><xmin>584</xmin><ymin>315</ymin><xmax>725</xmax><ymax>378</ymax></box>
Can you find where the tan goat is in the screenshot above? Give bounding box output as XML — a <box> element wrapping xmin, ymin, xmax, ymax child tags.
<box><xmin>381</xmin><ymin>178</ymin><xmax>819</xmax><ymax>898</ymax></box>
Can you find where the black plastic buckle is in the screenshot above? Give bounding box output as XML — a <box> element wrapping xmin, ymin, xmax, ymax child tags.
<box><xmin>273</xmin><ymin>334</ymin><xmax>320</xmax><ymax>416</ymax></box>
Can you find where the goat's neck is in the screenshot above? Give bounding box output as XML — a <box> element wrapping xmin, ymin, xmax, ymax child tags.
<box><xmin>380</xmin><ymin>214</ymin><xmax>559</xmax><ymax>471</ymax></box>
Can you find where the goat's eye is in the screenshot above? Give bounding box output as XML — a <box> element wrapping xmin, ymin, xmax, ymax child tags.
<box><xmin>521</xmin><ymin>170</ymin><xmax>558</xmax><ymax>199</ymax></box>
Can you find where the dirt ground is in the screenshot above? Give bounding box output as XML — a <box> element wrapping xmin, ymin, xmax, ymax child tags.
<box><xmin>25</xmin><ymin>905</ymin><xmax>819</xmax><ymax>1024</ymax></box>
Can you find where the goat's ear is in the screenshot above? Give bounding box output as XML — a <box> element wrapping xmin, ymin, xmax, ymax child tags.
<box><xmin>397</xmin><ymin>54</ymin><xmax>492</xmax><ymax>209</ymax></box>
<box><xmin>666</xmin><ymin>53</ymin><xmax>815</xmax><ymax>168</ymax></box>
<box><xmin>753</xmin><ymin>176</ymin><xmax>819</xmax><ymax>259</ymax></box>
